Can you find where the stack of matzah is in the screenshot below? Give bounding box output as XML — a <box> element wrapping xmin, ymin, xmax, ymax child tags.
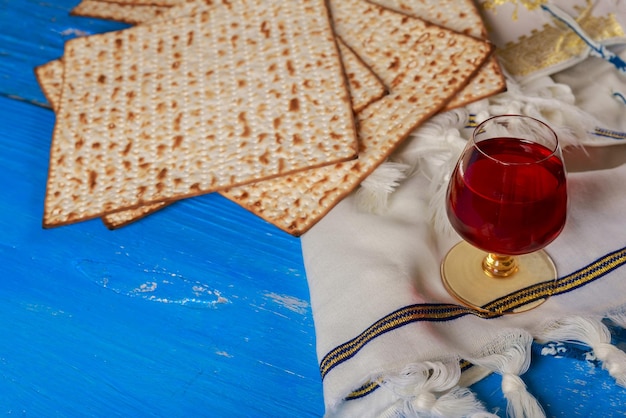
<box><xmin>37</xmin><ymin>0</ymin><xmax>504</xmax><ymax>235</ymax></box>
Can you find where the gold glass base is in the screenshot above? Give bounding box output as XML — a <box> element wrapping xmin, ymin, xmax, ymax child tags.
<box><xmin>441</xmin><ymin>241</ymin><xmax>557</xmax><ymax>315</ymax></box>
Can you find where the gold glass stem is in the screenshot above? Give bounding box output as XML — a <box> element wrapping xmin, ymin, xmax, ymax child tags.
<box><xmin>482</xmin><ymin>253</ymin><xmax>518</xmax><ymax>278</ymax></box>
<box><xmin>441</xmin><ymin>242</ymin><xmax>557</xmax><ymax>313</ymax></box>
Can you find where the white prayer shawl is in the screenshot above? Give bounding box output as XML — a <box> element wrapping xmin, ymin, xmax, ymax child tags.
<box><xmin>301</xmin><ymin>72</ymin><xmax>626</xmax><ymax>417</ymax></box>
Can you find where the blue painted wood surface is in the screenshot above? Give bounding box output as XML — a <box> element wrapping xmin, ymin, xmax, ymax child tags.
<box><xmin>2</xmin><ymin>1</ymin><xmax>626</xmax><ymax>416</ymax></box>
<box><xmin>0</xmin><ymin>92</ymin><xmax>324</xmax><ymax>416</ymax></box>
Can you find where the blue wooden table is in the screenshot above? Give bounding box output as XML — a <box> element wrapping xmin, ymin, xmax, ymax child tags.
<box><xmin>2</xmin><ymin>1</ymin><xmax>626</xmax><ymax>416</ymax></box>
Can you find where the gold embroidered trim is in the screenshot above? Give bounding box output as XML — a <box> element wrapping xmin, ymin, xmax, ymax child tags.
<box><xmin>481</xmin><ymin>0</ymin><xmax>547</xmax><ymax>22</ymax></box>
<box><xmin>593</xmin><ymin>127</ymin><xmax>626</xmax><ymax>140</ymax></box>
<box><xmin>345</xmin><ymin>380</ymin><xmax>382</xmax><ymax>400</ymax></box>
<box><xmin>483</xmin><ymin>1</ymin><xmax>626</xmax><ymax>78</ymax></box>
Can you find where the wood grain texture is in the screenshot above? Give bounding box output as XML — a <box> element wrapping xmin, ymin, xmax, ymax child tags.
<box><xmin>2</xmin><ymin>1</ymin><xmax>626</xmax><ymax>416</ymax></box>
<box><xmin>0</xmin><ymin>95</ymin><xmax>323</xmax><ymax>416</ymax></box>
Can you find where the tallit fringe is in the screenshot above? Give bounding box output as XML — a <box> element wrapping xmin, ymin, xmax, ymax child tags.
<box><xmin>465</xmin><ymin>332</ymin><xmax>545</xmax><ymax>418</ymax></box>
<box><xmin>535</xmin><ymin>315</ymin><xmax>626</xmax><ymax>387</ymax></box>
<box><xmin>356</xmin><ymin>161</ymin><xmax>412</xmax><ymax>214</ymax></box>
<box><xmin>606</xmin><ymin>311</ymin><xmax>626</xmax><ymax>331</ymax></box>
<box><xmin>467</xmin><ymin>75</ymin><xmax>600</xmax><ymax>148</ymax></box>
<box><xmin>376</xmin><ymin>361</ymin><xmax>495</xmax><ymax>418</ymax></box>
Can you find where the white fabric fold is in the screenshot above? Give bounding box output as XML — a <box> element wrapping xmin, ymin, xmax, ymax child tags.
<box><xmin>554</xmin><ymin>45</ymin><xmax>626</xmax><ymax>135</ymax></box>
<box><xmin>301</xmin><ymin>76</ymin><xmax>626</xmax><ymax>416</ymax></box>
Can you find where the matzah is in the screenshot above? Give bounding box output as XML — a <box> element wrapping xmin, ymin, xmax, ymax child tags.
<box><xmin>102</xmin><ymin>36</ymin><xmax>387</xmax><ymax>229</ymax></box>
<box><xmin>41</xmin><ymin>0</ymin><xmax>493</xmax><ymax>234</ymax></box>
<box><xmin>336</xmin><ymin>38</ymin><xmax>387</xmax><ymax>113</ymax></box>
<box><xmin>369</xmin><ymin>0</ymin><xmax>506</xmax><ymax>110</ymax></box>
<box><xmin>446</xmin><ymin>58</ymin><xmax>504</xmax><ymax>109</ymax></box>
<box><xmin>221</xmin><ymin>0</ymin><xmax>494</xmax><ymax>235</ymax></box>
<box><xmin>36</xmin><ymin>58</ymin><xmax>173</xmax><ymax>227</ymax></box>
<box><xmin>37</xmin><ymin>14</ymin><xmax>389</xmax><ymax>230</ymax></box>
<box><xmin>71</xmin><ymin>0</ymin><xmax>171</xmax><ymax>25</ymax></box>
<box><xmin>34</xmin><ymin>59</ymin><xmax>65</xmax><ymax>109</ymax></box>
<box><xmin>43</xmin><ymin>0</ymin><xmax>358</xmax><ymax>227</ymax></box>
<box><xmin>102</xmin><ymin>201</ymin><xmax>171</xmax><ymax>228</ymax></box>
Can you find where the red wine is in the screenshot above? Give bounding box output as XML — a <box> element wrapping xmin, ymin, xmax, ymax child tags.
<box><xmin>447</xmin><ymin>137</ymin><xmax>567</xmax><ymax>255</ymax></box>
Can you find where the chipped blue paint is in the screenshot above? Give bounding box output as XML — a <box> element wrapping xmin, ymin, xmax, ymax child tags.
<box><xmin>2</xmin><ymin>1</ymin><xmax>626</xmax><ymax>416</ymax></box>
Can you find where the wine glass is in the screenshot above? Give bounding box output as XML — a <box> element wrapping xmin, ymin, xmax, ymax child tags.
<box><xmin>441</xmin><ymin>114</ymin><xmax>567</xmax><ymax>314</ymax></box>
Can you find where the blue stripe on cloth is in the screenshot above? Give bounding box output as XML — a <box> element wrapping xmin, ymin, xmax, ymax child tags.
<box><xmin>319</xmin><ymin>246</ymin><xmax>626</xmax><ymax>400</ymax></box>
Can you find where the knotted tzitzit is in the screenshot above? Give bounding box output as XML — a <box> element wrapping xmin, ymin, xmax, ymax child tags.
<box><xmin>535</xmin><ymin>316</ymin><xmax>626</xmax><ymax>387</ymax></box>
<box><xmin>377</xmin><ymin>362</ymin><xmax>495</xmax><ymax>417</ymax></box>
<box><xmin>465</xmin><ymin>333</ymin><xmax>545</xmax><ymax>418</ymax></box>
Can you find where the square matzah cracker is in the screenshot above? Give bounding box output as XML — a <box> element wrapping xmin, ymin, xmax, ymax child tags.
<box><xmin>43</xmin><ymin>0</ymin><xmax>358</xmax><ymax>227</ymax></box>
<box><xmin>36</xmin><ymin>58</ymin><xmax>173</xmax><ymax>228</ymax></box>
<box><xmin>101</xmin><ymin>36</ymin><xmax>387</xmax><ymax>229</ymax></box>
<box><xmin>369</xmin><ymin>0</ymin><xmax>506</xmax><ymax>110</ymax></box>
<box><xmin>220</xmin><ymin>0</ymin><xmax>494</xmax><ymax>235</ymax></box>
<box><xmin>336</xmin><ymin>37</ymin><xmax>387</xmax><ymax>113</ymax></box>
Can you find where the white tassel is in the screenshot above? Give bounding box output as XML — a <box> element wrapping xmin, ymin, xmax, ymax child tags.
<box><xmin>377</xmin><ymin>361</ymin><xmax>494</xmax><ymax>417</ymax></box>
<box><xmin>428</xmin><ymin>387</ymin><xmax>498</xmax><ymax>418</ymax></box>
<box><xmin>356</xmin><ymin>161</ymin><xmax>411</xmax><ymax>214</ymax></box>
<box><xmin>500</xmin><ymin>373</ymin><xmax>544</xmax><ymax>418</ymax></box>
<box><xmin>478</xmin><ymin>76</ymin><xmax>600</xmax><ymax>147</ymax></box>
<box><xmin>467</xmin><ymin>413</ymin><xmax>501</xmax><ymax>418</ymax></box>
<box><xmin>465</xmin><ymin>334</ymin><xmax>545</xmax><ymax>418</ymax></box>
<box><xmin>535</xmin><ymin>316</ymin><xmax>626</xmax><ymax>387</ymax></box>
<box><xmin>379</xmin><ymin>390</ymin><xmax>497</xmax><ymax>417</ymax></box>
<box><xmin>606</xmin><ymin>312</ymin><xmax>626</xmax><ymax>329</ymax></box>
